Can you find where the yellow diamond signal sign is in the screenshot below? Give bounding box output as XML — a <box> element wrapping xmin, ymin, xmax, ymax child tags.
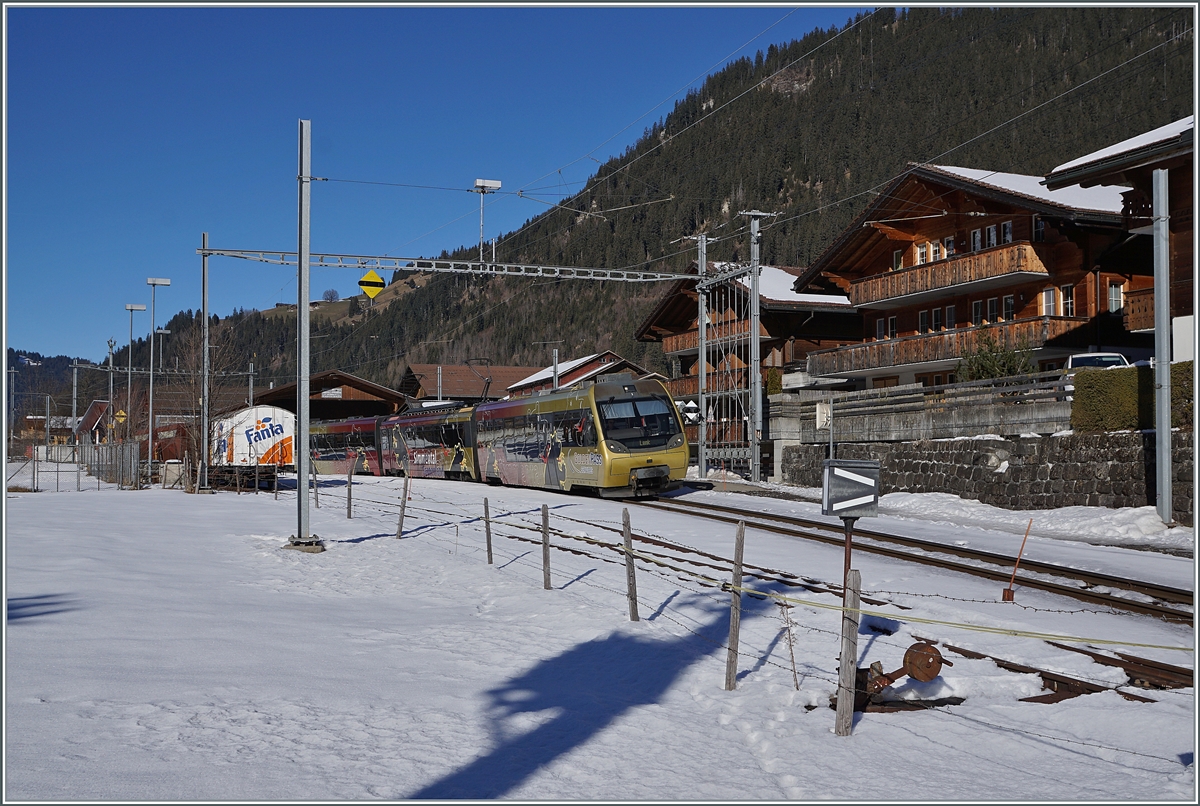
<box><xmin>358</xmin><ymin>269</ymin><xmax>386</xmax><ymax>299</ymax></box>
<box><xmin>115</xmin><ymin>410</ymin><xmax>127</xmax><ymax>424</ymax></box>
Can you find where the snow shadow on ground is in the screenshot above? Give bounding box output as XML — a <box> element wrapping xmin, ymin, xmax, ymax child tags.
<box><xmin>410</xmin><ymin>584</ymin><xmax>788</xmax><ymax>799</ymax></box>
<box><xmin>6</xmin><ymin>594</ymin><xmax>81</xmax><ymax>623</ymax></box>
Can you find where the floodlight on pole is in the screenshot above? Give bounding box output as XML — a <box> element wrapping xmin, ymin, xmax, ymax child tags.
<box><xmin>472</xmin><ymin>178</ymin><xmax>501</xmax><ymax>263</ymax></box>
<box><xmin>147</xmin><ymin>278</ymin><xmax>170</xmax><ymax>485</ymax></box>
<box><xmin>156</xmin><ymin>329</ymin><xmax>171</xmax><ymax>371</ymax></box>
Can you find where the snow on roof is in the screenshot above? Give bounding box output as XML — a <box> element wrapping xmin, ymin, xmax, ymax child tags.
<box><xmin>928</xmin><ymin>165</ymin><xmax>1125</xmax><ymax>214</ymax></box>
<box><xmin>1051</xmin><ymin>116</ymin><xmax>1194</xmax><ymax>174</ymax></box>
<box><xmin>507</xmin><ymin>353</ymin><xmax>600</xmax><ymax>390</ymax></box>
<box><xmin>711</xmin><ymin>263</ymin><xmax>851</xmax><ymax>306</ymax></box>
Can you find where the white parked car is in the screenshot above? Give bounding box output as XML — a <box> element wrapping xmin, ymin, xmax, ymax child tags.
<box><xmin>1062</xmin><ymin>352</ymin><xmax>1131</xmax><ymax>400</ymax></box>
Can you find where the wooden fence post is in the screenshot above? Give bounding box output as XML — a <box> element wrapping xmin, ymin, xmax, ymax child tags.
<box><xmin>623</xmin><ymin>508</ymin><xmax>639</xmax><ymax>621</ymax></box>
<box><xmin>312</xmin><ymin>461</ymin><xmax>319</xmax><ymax>508</ymax></box>
<box><xmin>484</xmin><ymin>497</ymin><xmax>494</xmax><ymax>564</ymax></box>
<box><xmin>836</xmin><ymin>569</ymin><xmax>862</xmax><ymax>737</ymax></box>
<box><xmin>541</xmin><ymin>504</ymin><xmax>551</xmax><ymax>590</ymax></box>
<box><xmin>346</xmin><ymin>464</ymin><xmax>353</xmax><ymax>519</ymax></box>
<box><xmin>395</xmin><ymin>473</ymin><xmax>410</xmax><ymax>538</ymax></box>
<box><xmin>236</xmin><ymin>466</ymin><xmax>241</xmax><ymax>495</ymax></box>
<box><xmin>274</xmin><ymin>467</ymin><xmax>279</xmax><ymax>500</ymax></box>
<box><xmin>724</xmin><ymin>521</ymin><xmax>746</xmax><ymax>691</ymax></box>
<box><xmin>255</xmin><ymin>460</ymin><xmax>260</xmax><ymax>495</ymax></box>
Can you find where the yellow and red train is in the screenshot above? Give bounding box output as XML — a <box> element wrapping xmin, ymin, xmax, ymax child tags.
<box><xmin>311</xmin><ymin>374</ymin><xmax>689</xmax><ymax>498</ymax></box>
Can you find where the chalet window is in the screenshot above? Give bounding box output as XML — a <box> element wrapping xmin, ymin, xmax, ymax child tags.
<box><xmin>1001</xmin><ymin>221</ymin><xmax>1013</xmax><ymax>244</ymax></box>
<box><xmin>987</xmin><ymin>297</ymin><xmax>999</xmax><ymax>323</ymax></box>
<box><xmin>931</xmin><ymin>241</ymin><xmax>941</xmax><ymax>261</ymax></box>
<box><xmin>893</xmin><ymin>249</ymin><xmax>904</xmax><ymax>271</ymax></box>
<box><xmin>944</xmin><ymin>236</ymin><xmax>955</xmax><ymax>257</ymax></box>
<box><xmin>1040</xmin><ymin>287</ymin><xmax>1056</xmax><ymax>316</ymax></box>
<box><xmin>970</xmin><ymin>229</ymin><xmax>982</xmax><ymax>252</ymax></box>
<box><xmin>1108</xmin><ymin>281</ymin><xmax>1124</xmax><ymax>312</ymax></box>
<box><xmin>932</xmin><ymin>308</ymin><xmax>943</xmax><ymax>331</ymax></box>
<box><xmin>917</xmin><ymin>243</ymin><xmax>927</xmax><ymax>265</ymax></box>
<box><xmin>971</xmin><ymin>300</ymin><xmax>984</xmax><ymax>326</ymax></box>
<box><xmin>1061</xmin><ymin>284</ymin><xmax>1075</xmax><ymax>316</ymax></box>
<box><xmin>947</xmin><ymin>373</ymin><xmax>957</xmax><ymax>384</ymax></box>
<box><xmin>1033</xmin><ymin>218</ymin><xmax>1045</xmax><ymax>242</ymax></box>
<box><xmin>876</xmin><ymin>318</ymin><xmax>886</xmax><ymax>340</ymax></box>
<box><xmin>1002</xmin><ymin>295</ymin><xmax>1015</xmax><ymax>320</ymax></box>
<box><xmin>918</xmin><ymin>310</ymin><xmax>929</xmax><ymax>334</ymax></box>
<box><xmin>887</xmin><ymin>316</ymin><xmax>897</xmax><ymax>339</ymax></box>
<box><xmin>985</xmin><ymin>225</ymin><xmax>997</xmax><ymax>248</ymax></box>
<box><xmin>934</xmin><ymin>374</ymin><xmax>943</xmax><ymax>386</ymax></box>
<box><xmin>945</xmin><ymin>305</ymin><xmax>956</xmax><ymax>329</ymax></box>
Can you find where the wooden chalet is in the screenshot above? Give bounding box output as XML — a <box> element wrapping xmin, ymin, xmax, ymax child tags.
<box><xmin>635</xmin><ymin>262</ymin><xmax>860</xmax><ymax>398</ymax></box>
<box><xmin>792</xmin><ymin>164</ymin><xmax>1155</xmax><ymax>388</ymax></box>
<box><xmin>506</xmin><ymin>352</ymin><xmax>651</xmax><ymax>397</ymax></box>
<box><xmin>1043</xmin><ymin>116</ymin><xmax>1194</xmax><ymax>361</ymax></box>
<box><xmin>253</xmin><ymin>369</ymin><xmax>408</xmax><ymax>420</ymax></box>
<box><xmin>398</xmin><ymin>364</ymin><xmax>543</xmax><ymax>405</ymax></box>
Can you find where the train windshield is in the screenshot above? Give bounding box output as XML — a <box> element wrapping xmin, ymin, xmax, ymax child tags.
<box><xmin>597</xmin><ymin>395</ymin><xmax>682</xmax><ymax>448</ymax></box>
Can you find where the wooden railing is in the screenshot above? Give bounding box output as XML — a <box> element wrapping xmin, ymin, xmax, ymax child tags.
<box><xmin>1122</xmin><ymin>287</ymin><xmax>1155</xmax><ymax>332</ymax></box>
<box><xmin>662</xmin><ymin>320</ymin><xmax>767</xmax><ymax>354</ymax></box>
<box><xmin>850</xmin><ymin>242</ymin><xmax>1049</xmax><ymax>306</ymax></box>
<box><xmin>666</xmin><ymin>368</ymin><xmax>776</xmax><ymax>398</ymax></box>
<box><xmin>806</xmin><ymin>316</ymin><xmax>1089</xmax><ymax>376</ymax></box>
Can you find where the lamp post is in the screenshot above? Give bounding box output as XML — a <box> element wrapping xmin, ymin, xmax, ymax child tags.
<box><xmin>472</xmin><ymin>179</ymin><xmax>501</xmax><ymax>262</ymax></box>
<box><xmin>156</xmin><ymin>329</ymin><xmax>170</xmax><ymax>371</ymax></box>
<box><xmin>147</xmin><ymin>278</ymin><xmax>170</xmax><ymax>483</ymax></box>
<box><xmin>125</xmin><ymin>304</ymin><xmax>146</xmax><ymax>446</ymax></box>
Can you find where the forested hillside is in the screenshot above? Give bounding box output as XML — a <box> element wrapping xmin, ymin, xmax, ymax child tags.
<box><xmin>15</xmin><ymin>6</ymin><xmax>1194</xmax><ymax>411</ymax></box>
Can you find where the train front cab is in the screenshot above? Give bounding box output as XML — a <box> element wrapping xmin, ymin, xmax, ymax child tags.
<box><xmin>589</xmin><ymin>377</ymin><xmax>689</xmax><ymax>499</ymax></box>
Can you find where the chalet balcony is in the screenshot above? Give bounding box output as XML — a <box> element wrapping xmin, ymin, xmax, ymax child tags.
<box><xmin>851</xmin><ymin>242</ymin><xmax>1049</xmax><ymax>309</ymax></box>
<box><xmin>806</xmin><ymin>316</ymin><xmax>1090</xmax><ymax>376</ymax></box>
<box><xmin>1123</xmin><ymin>287</ymin><xmax>1155</xmax><ymax>332</ymax></box>
<box><xmin>666</xmin><ymin>368</ymin><xmax>776</xmax><ymax>398</ymax></box>
<box><xmin>662</xmin><ymin>320</ymin><xmax>767</xmax><ymax>355</ymax></box>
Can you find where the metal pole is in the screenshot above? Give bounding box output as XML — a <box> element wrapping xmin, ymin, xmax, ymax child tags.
<box><xmin>438</xmin><ymin>366</ymin><xmax>442</xmax><ymax>401</ymax></box>
<box><xmin>107</xmin><ymin>340</ymin><xmax>115</xmax><ymax>444</ymax></box>
<box><xmin>552</xmin><ymin>348</ymin><xmax>559</xmax><ymax>390</ymax></box>
<box><xmin>1152</xmin><ymin>168</ymin><xmax>1173</xmax><ymax>524</ymax></box>
<box><xmin>201</xmin><ymin>232</ymin><xmax>210</xmax><ymax>490</ymax></box>
<box><xmin>293</xmin><ymin>119</ymin><xmax>315</xmax><ymax>545</ymax></box>
<box><xmin>248</xmin><ymin>362</ymin><xmax>254</xmax><ymax>406</ymax></box>
<box><xmin>697</xmin><ymin>235</ymin><xmax>707</xmax><ymax>478</ymax></box>
<box><xmin>71</xmin><ymin>365</ymin><xmax>77</xmax><ymax>447</ymax></box>
<box><xmin>748</xmin><ymin>213</ymin><xmax>763</xmax><ymax>483</ymax></box>
<box><xmin>149</xmin><ymin>282</ymin><xmax>155</xmax><ymax>484</ymax></box>
<box><xmin>479</xmin><ymin>188</ymin><xmax>485</xmax><ymax>263</ymax></box>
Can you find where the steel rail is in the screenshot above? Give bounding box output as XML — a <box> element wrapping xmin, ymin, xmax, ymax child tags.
<box><xmin>660</xmin><ymin>498</ymin><xmax>1192</xmax><ymax>604</ymax></box>
<box><xmin>636</xmin><ymin>498</ymin><xmax>1193</xmax><ymax>623</ymax></box>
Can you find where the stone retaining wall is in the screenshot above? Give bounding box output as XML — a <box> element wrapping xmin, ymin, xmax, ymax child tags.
<box><xmin>779</xmin><ymin>431</ymin><xmax>1193</xmax><ymax>526</ymax></box>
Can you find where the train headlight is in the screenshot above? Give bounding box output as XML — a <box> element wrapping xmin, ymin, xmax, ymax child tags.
<box><xmin>605</xmin><ymin>440</ymin><xmax>629</xmax><ymax>454</ymax></box>
<box><xmin>667</xmin><ymin>433</ymin><xmax>685</xmax><ymax>449</ymax></box>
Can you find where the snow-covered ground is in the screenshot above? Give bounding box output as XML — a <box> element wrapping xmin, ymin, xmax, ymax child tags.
<box><xmin>5</xmin><ymin>471</ymin><xmax>1196</xmax><ymax>801</ymax></box>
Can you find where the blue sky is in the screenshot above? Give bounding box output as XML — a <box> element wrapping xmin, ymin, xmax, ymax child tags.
<box><xmin>5</xmin><ymin>4</ymin><xmax>871</xmax><ymax>362</ymax></box>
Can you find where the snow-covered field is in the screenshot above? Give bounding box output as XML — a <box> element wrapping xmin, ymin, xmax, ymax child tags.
<box><xmin>5</xmin><ymin>471</ymin><xmax>1196</xmax><ymax>801</ymax></box>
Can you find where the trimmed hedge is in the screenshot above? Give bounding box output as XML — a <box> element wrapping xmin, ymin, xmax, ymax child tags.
<box><xmin>1071</xmin><ymin>360</ymin><xmax>1193</xmax><ymax>432</ymax></box>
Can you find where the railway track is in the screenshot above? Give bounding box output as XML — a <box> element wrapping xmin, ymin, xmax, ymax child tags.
<box><xmin>634</xmin><ymin>497</ymin><xmax>1194</xmax><ymax>624</ymax></box>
